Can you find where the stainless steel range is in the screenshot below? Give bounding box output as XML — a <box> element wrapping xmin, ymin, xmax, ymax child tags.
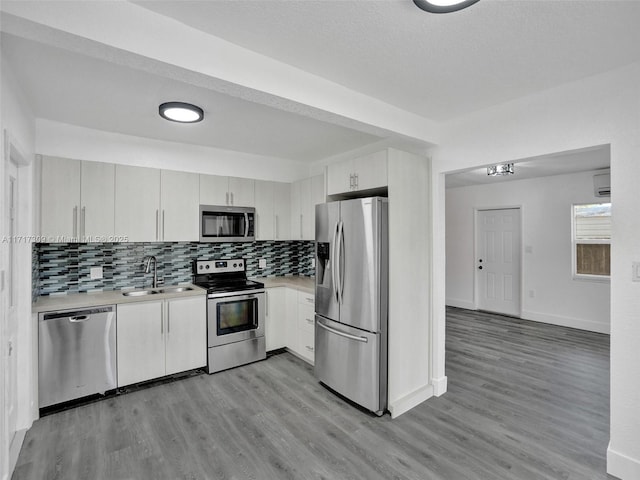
<box><xmin>193</xmin><ymin>258</ymin><xmax>266</xmax><ymax>374</ymax></box>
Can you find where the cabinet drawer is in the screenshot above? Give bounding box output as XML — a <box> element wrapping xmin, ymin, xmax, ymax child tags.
<box><xmin>298</xmin><ymin>291</ymin><xmax>315</xmax><ymax>306</ymax></box>
<box><xmin>298</xmin><ymin>327</ymin><xmax>315</xmax><ymax>363</ymax></box>
<box><xmin>298</xmin><ymin>305</ymin><xmax>315</xmax><ymax>331</ymax></box>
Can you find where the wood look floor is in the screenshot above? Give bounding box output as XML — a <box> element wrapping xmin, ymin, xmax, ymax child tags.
<box><xmin>13</xmin><ymin>307</ymin><xmax>613</xmax><ymax>480</ymax></box>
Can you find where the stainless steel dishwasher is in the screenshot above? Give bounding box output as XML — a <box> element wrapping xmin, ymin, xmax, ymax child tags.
<box><xmin>38</xmin><ymin>305</ymin><xmax>117</xmax><ymax>408</ymax></box>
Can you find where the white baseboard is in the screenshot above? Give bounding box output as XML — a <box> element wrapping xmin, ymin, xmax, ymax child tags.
<box><xmin>9</xmin><ymin>428</ymin><xmax>27</xmax><ymax>478</ymax></box>
<box><xmin>388</xmin><ymin>384</ymin><xmax>433</xmax><ymax>419</ymax></box>
<box><xmin>445</xmin><ymin>298</ymin><xmax>476</xmax><ymax>310</ymax></box>
<box><xmin>521</xmin><ymin>310</ymin><xmax>610</xmax><ymax>334</ymax></box>
<box><xmin>432</xmin><ymin>376</ymin><xmax>448</xmax><ymax>396</ymax></box>
<box><xmin>607</xmin><ymin>444</ymin><xmax>640</xmax><ymax>479</ymax></box>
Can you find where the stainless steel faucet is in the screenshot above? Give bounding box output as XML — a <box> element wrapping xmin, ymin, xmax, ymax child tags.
<box><xmin>143</xmin><ymin>255</ymin><xmax>159</xmax><ymax>288</ymax></box>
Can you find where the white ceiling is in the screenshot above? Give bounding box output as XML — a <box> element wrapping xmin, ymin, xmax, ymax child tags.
<box><xmin>445</xmin><ymin>145</ymin><xmax>611</xmax><ymax>189</ymax></box>
<box><xmin>135</xmin><ymin>0</ymin><xmax>640</xmax><ymax>121</ymax></box>
<box><xmin>2</xmin><ymin>0</ymin><xmax>640</xmax><ymax>166</ymax></box>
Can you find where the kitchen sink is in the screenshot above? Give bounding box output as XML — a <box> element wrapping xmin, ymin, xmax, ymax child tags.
<box><xmin>122</xmin><ymin>290</ymin><xmax>158</xmax><ymax>297</ymax></box>
<box><xmin>158</xmin><ymin>286</ymin><xmax>194</xmax><ymax>294</ymax></box>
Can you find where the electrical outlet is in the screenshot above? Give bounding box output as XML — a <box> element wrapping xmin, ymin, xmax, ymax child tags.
<box><xmin>90</xmin><ymin>266</ymin><xmax>103</xmax><ymax>280</ymax></box>
<box><xmin>258</xmin><ymin>259</ymin><xmax>267</xmax><ymax>269</ymax></box>
<box><xmin>311</xmin><ymin>258</ymin><xmax>316</xmax><ymax>268</ymax></box>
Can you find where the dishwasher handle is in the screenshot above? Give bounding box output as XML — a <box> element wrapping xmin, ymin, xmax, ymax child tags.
<box><xmin>42</xmin><ymin>306</ymin><xmax>115</xmax><ymax>321</ymax></box>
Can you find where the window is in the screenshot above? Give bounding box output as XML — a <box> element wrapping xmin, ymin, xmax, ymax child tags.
<box><xmin>572</xmin><ymin>203</ymin><xmax>611</xmax><ymax>278</ymax></box>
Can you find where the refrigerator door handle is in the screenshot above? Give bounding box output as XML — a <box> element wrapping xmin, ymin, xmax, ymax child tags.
<box><xmin>317</xmin><ymin>320</ymin><xmax>368</xmax><ymax>343</ymax></box>
<box><xmin>331</xmin><ymin>221</ymin><xmax>339</xmax><ymax>303</ymax></box>
<box><xmin>337</xmin><ymin>220</ymin><xmax>345</xmax><ymax>304</ymax></box>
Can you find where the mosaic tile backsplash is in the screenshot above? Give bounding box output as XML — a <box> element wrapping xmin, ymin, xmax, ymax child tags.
<box><xmin>34</xmin><ymin>241</ymin><xmax>315</xmax><ymax>296</ymax></box>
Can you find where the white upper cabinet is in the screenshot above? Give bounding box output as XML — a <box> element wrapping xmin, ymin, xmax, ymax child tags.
<box><xmin>255</xmin><ymin>180</ymin><xmax>292</xmax><ymax>241</ymax></box>
<box><xmin>254</xmin><ymin>180</ymin><xmax>275</xmax><ymax>240</ymax></box>
<box><xmin>160</xmin><ymin>170</ymin><xmax>199</xmax><ymax>241</ymax></box>
<box><xmin>200</xmin><ymin>174</ymin><xmax>255</xmax><ymax>207</ymax></box>
<box><xmin>81</xmin><ymin>161</ymin><xmax>115</xmax><ymax>240</ymax></box>
<box><xmin>228</xmin><ymin>176</ymin><xmax>255</xmax><ymax>206</ymax></box>
<box><xmin>41</xmin><ymin>157</ymin><xmax>114</xmax><ymax>241</ymax></box>
<box><xmin>291</xmin><ymin>174</ymin><xmax>324</xmax><ymax>241</ymax></box>
<box><xmin>115</xmin><ymin>165</ymin><xmax>161</xmax><ymax>242</ymax></box>
<box><xmin>327</xmin><ymin>150</ymin><xmax>388</xmax><ymax>195</ymax></box>
<box><xmin>273</xmin><ymin>182</ymin><xmax>291</xmax><ymax>240</ymax></box>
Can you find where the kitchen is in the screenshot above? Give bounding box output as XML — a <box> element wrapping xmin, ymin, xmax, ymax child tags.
<box><xmin>2</xmin><ymin>1</ymin><xmax>640</xmax><ymax>479</ymax></box>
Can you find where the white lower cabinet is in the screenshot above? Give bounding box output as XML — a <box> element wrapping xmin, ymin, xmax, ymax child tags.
<box><xmin>116</xmin><ymin>296</ymin><xmax>206</xmax><ymax>387</ymax></box>
<box><xmin>265</xmin><ymin>287</ymin><xmax>287</xmax><ymax>351</ymax></box>
<box><xmin>275</xmin><ymin>288</ymin><xmax>315</xmax><ymax>365</ymax></box>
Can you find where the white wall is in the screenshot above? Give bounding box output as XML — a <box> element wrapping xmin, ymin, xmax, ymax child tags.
<box><xmin>446</xmin><ymin>170</ymin><xmax>610</xmax><ymax>333</ymax></box>
<box><xmin>0</xmin><ymin>57</ymin><xmax>36</xmax><ymax>480</ymax></box>
<box><xmin>431</xmin><ymin>62</ymin><xmax>640</xmax><ymax>478</ymax></box>
<box><xmin>36</xmin><ymin>119</ymin><xmax>310</xmax><ymax>183</ymax></box>
<box><xmin>386</xmin><ymin>149</ymin><xmax>432</xmax><ymax>417</ymax></box>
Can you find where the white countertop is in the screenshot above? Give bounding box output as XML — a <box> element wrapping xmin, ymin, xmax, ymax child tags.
<box><xmin>32</xmin><ymin>284</ymin><xmax>207</xmax><ymax>314</ymax></box>
<box><xmin>255</xmin><ymin>276</ymin><xmax>314</xmax><ymax>294</ymax></box>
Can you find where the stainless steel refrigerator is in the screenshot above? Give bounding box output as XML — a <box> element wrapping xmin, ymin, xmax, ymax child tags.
<box><xmin>314</xmin><ymin>197</ymin><xmax>388</xmax><ymax>415</ymax></box>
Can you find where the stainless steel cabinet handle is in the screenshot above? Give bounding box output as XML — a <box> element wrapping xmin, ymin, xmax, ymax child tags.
<box><xmin>167</xmin><ymin>303</ymin><xmax>170</xmax><ymax>334</ymax></box>
<box><xmin>161</xmin><ymin>304</ymin><xmax>164</xmax><ymax>334</ymax></box>
<box><xmin>300</xmin><ymin>214</ymin><xmax>303</xmax><ymax>239</ymax></box>
<box><xmin>317</xmin><ymin>321</ymin><xmax>368</xmax><ymax>343</ymax></box>
<box><xmin>155</xmin><ymin>210</ymin><xmax>159</xmax><ymax>241</ymax></box>
<box><xmin>162</xmin><ymin>210</ymin><xmax>165</xmax><ymax>241</ymax></box>
<box><xmin>226</xmin><ymin>192</ymin><xmax>229</xmax><ymax>205</ymax></box>
<box><xmin>306</xmin><ymin>318</ymin><xmax>314</xmax><ymax>325</ymax></box>
<box><xmin>355</xmin><ymin>173</ymin><xmax>359</xmax><ymax>189</ymax></box>
<box><xmin>275</xmin><ymin>214</ymin><xmax>279</xmax><ymax>239</ymax></box>
<box><xmin>81</xmin><ymin>206</ymin><xmax>86</xmax><ymax>239</ymax></box>
<box><xmin>349</xmin><ymin>174</ymin><xmax>354</xmax><ymax>189</ymax></box>
<box><xmin>265</xmin><ymin>290</ymin><xmax>269</xmax><ymax>315</ymax></box>
<box><xmin>73</xmin><ymin>206</ymin><xmax>78</xmax><ymax>238</ymax></box>
<box><xmin>305</xmin><ymin>345</ymin><xmax>314</xmax><ymax>351</ymax></box>
<box><xmin>230</xmin><ymin>192</ymin><xmax>234</xmax><ymax>205</ymax></box>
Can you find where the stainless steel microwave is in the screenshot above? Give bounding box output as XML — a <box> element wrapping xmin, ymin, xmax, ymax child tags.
<box><xmin>199</xmin><ymin>205</ymin><xmax>255</xmax><ymax>242</ymax></box>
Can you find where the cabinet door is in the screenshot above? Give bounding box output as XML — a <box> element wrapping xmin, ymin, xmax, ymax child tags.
<box><xmin>116</xmin><ymin>301</ymin><xmax>165</xmax><ymax>387</ymax></box>
<box><xmin>290</xmin><ymin>180</ymin><xmax>302</xmax><ymax>240</ymax></box>
<box><xmin>165</xmin><ymin>296</ymin><xmax>207</xmax><ymax>375</ymax></box>
<box><xmin>265</xmin><ymin>288</ymin><xmax>286</xmax><ymax>351</ymax></box>
<box><xmin>273</xmin><ymin>182</ymin><xmax>291</xmax><ymax>240</ymax></box>
<box><xmin>161</xmin><ymin>170</ymin><xmax>199</xmax><ymax>241</ymax></box>
<box><xmin>115</xmin><ymin>165</ymin><xmax>161</xmax><ymax>242</ymax></box>
<box><xmin>199</xmin><ymin>174</ymin><xmax>229</xmax><ymax>206</ymax></box>
<box><xmin>326</xmin><ymin>159</ymin><xmax>353</xmax><ymax>195</ymax></box>
<box><xmin>228</xmin><ymin>177</ymin><xmax>255</xmax><ymax>206</ymax></box>
<box><xmin>300</xmin><ymin>177</ymin><xmax>314</xmax><ymax>240</ymax></box>
<box><xmin>285</xmin><ymin>288</ymin><xmax>298</xmax><ymax>350</ymax></box>
<box><xmin>254</xmin><ymin>180</ymin><xmax>275</xmax><ymax>241</ymax></box>
<box><xmin>81</xmin><ymin>161</ymin><xmax>115</xmax><ymax>240</ymax></box>
<box><xmin>354</xmin><ymin>150</ymin><xmax>388</xmax><ymax>191</ymax></box>
<box><xmin>41</xmin><ymin>156</ymin><xmax>81</xmax><ymax>240</ymax></box>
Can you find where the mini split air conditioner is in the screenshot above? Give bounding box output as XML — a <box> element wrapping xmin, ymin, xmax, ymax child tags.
<box><xmin>594</xmin><ymin>172</ymin><xmax>611</xmax><ymax>197</ymax></box>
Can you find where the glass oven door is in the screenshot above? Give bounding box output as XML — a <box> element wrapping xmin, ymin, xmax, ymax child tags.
<box><xmin>207</xmin><ymin>291</ymin><xmax>265</xmax><ymax>347</ymax></box>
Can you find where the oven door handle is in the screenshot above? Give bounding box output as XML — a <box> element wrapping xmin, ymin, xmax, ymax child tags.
<box><xmin>207</xmin><ymin>290</ymin><xmax>265</xmax><ymax>299</ymax></box>
<box><xmin>244</xmin><ymin>213</ymin><xmax>249</xmax><ymax>238</ymax></box>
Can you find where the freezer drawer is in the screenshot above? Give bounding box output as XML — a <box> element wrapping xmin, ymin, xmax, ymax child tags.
<box><xmin>39</xmin><ymin>306</ymin><xmax>117</xmax><ymax>408</ymax></box>
<box><xmin>314</xmin><ymin>315</ymin><xmax>386</xmax><ymax>415</ymax></box>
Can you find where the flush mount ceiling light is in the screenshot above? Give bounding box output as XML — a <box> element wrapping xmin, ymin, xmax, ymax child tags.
<box><xmin>158</xmin><ymin>102</ymin><xmax>204</xmax><ymax>123</ymax></box>
<box><xmin>487</xmin><ymin>163</ymin><xmax>515</xmax><ymax>176</ymax></box>
<box><xmin>413</xmin><ymin>0</ymin><xmax>480</xmax><ymax>13</ymax></box>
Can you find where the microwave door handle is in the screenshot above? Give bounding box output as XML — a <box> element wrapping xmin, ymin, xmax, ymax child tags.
<box><xmin>244</xmin><ymin>213</ymin><xmax>249</xmax><ymax>237</ymax></box>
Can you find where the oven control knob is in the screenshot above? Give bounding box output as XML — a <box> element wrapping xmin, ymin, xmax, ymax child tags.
<box><xmin>238</xmin><ymin>262</ymin><xmax>243</xmax><ymax>267</ymax></box>
<box><xmin>205</xmin><ymin>265</ymin><xmax>210</xmax><ymax>270</ymax></box>
<box><xmin>233</xmin><ymin>263</ymin><xmax>237</xmax><ymax>268</ymax></box>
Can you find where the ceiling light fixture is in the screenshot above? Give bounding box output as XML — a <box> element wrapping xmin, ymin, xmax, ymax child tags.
<box><xmin>413</xmin><ymin>0</ymin><xmax>480</xmax><ymax>14</ymax></box>
<box><xmin>159</xmin><ymin>102</ymin><xmax>204</xmax><ymax>123</ymax></box>
<box><xmin>487</xmin><ymin>163</ymin><xmax>514</xmax><ymax>176</ymax></box>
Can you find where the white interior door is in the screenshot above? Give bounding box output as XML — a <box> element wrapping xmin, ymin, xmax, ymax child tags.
<box><xmin>476</xmin><ymin>208</ymin><xmax>521</xmax><ymax>316</ymax></box>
